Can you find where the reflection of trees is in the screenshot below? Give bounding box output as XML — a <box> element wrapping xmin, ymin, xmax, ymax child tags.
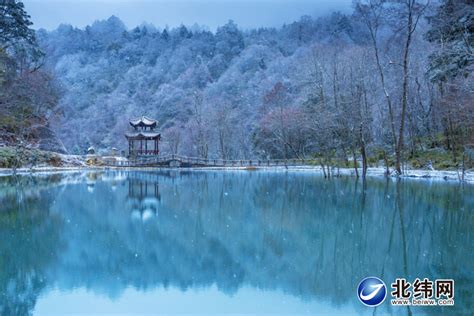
<box><xmin>46</xmin><ymin>171</ymin><xmax>473</xmax><ymax>315</ymax></box>
<box><xmin>0</xmin><ymin>178</ymin><xmax>63</xmax><ymax>316</ymax></box>
<box><xmin>0</xmin><ymin>172</ymin><xmax>472</xmax><ymax>315</ymax></box>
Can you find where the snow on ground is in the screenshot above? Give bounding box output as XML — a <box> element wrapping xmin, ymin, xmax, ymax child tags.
<box><xmin>193</xmin><ymin>166</ymin><xmax>474</xmax><ymax>183</ymax></box>
<box><xmin>1</xmin><ymin>165</ymin><xmax>472</xmax><ymax>183</ymax></box>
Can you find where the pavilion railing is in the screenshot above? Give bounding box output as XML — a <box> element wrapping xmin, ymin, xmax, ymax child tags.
<box><xmin>130</xmin><ymin>149</ymin><xmax>160</xmax><ymax>156</ymax></box>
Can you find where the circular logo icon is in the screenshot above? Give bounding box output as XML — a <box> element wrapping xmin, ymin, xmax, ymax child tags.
<box><xmin>357</xmin><ymin>277</ymin><xmax>387</xmax><ymax>307</ymax></box>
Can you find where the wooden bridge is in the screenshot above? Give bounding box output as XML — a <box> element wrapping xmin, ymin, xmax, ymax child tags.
<box><xmin>106</xmin><ymin>154</ymin><xmax>315</xmax><ymax>168</ymax></box>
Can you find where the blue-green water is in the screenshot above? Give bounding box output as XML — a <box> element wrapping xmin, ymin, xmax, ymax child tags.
<box><xmin>0</xmin><ymin>171</ymin><xmax>472</xmax><ymax>315</ymax></box>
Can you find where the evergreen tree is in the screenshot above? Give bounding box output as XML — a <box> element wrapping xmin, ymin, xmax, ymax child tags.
<box><xmin>0</xmin><ymin>0</ymin><xmax>61</xmax><ymax>158</ymax></box>
<box><xmin>0</xmin><ymin>0</ymin><xmax>37</xmax><ymax>49</ymax></box>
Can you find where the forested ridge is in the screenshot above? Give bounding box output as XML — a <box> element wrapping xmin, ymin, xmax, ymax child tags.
<box><xmin>1</xmin><ymin>0</ymin><xmax>473</xmax><ymax>175</ymax></box>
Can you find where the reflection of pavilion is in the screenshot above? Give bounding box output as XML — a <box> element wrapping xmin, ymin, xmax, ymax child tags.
<box><xmin>127</xmin><ymin>175</ymin><xmax>161</xmax><ymax>221</ymax></box>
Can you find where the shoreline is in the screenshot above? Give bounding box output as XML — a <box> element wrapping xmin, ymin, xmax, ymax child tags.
<box><xmin>0</xmin><ymin>165</ymin><xmax>472</xmax><ymax>183</ymax></box>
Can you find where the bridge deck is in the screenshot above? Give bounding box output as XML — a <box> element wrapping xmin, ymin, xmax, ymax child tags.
<box><xmin>107</xmin><ymin>154</ymin><xmax>314</xmax><ymax>168</ymax></box>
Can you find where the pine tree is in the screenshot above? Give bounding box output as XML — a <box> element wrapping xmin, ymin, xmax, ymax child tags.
<box><xmin>0</xmin><ymin>0</ymin><xmax>37</xmax><ymax>49</ymax></box>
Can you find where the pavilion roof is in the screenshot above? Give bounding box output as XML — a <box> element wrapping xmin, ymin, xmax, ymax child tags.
<box><xmin>125</xmin><ymin>131</ymin><xmax>161</xmax><ymax>139</ymax></box>
<box><xmin>129</xmin><ymin>116</ymin><xmax>158</xmax><ymax>128</ymax></box>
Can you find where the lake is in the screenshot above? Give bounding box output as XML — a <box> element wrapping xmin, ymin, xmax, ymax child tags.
<box><xmin>0</xmin><ymin>170</ymin><xmax>472</xmax><ymax>315</ymax></box>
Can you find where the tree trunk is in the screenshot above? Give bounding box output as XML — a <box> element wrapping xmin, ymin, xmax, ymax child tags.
<box><xmin>365</xmin><ymin>14</ymin><xmax>397</xmax><ymax>152</ymax></box>
<box><xmin>395</xmin><ymin>0</ymin><xmax>415</xmax><ymax>175</ymax></box>
<box><xmin>383</xmin><ymin>150</ymin><xmax>390</xmax><ymax>176</ymax></box>
<box><xmin>360</xmin><ymin>142</ymin><xmax>368</xmax><ymax>178</ymax></box>
<box><xmin>320</xmin><ymin>160</ymin><xmax>327</xmax><ymax>178</ymax></box>
<box><xmin>352</xmin><ymin>148</ymin><xmax>359</xmax><ymax>178</ymax></box>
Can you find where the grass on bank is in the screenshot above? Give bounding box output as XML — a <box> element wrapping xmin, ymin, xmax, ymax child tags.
<box><xmin>308</xmin><ymin>147</ymin><xmax>472</xmax><ymax>171</ymax></box>
<box><xmin>0</xmin><ymin>147</ymin><xmax>63</xmax><ymax>168</ymax></box>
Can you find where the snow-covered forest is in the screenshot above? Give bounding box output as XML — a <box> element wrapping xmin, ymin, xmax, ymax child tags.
<box><xmin>1</xmin><ymin>0</ymin><xmax>473</xmax><ymax>174</ymax></box>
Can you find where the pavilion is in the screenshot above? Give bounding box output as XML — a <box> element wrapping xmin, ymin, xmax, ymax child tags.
<box><xmin>125</xmin><ymin>116</ymin><xmax>161</xmax><ymax>157</ymax></box>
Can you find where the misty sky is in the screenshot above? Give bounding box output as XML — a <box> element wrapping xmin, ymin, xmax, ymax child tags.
<box><xmin>23</xmin><ymin>0</ymin><xmax>353</xmax><ymax>31</ymax></box>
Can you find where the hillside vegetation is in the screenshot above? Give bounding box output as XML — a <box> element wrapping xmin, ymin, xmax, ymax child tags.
<box><xmin>1</xmin><ymin>1</ymin><xmax>473</xmax><ymax>175</ymax></box>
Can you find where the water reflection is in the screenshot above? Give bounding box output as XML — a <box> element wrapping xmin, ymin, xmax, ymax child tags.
<box><xmin>0</xmin><ymin>176</ymin><xmax>64</xmax><ymax>315</ymax></box>
<box><xmin>127</xmin><ymin>173</ymin><xmax>161</xmax><ymax>222</ymax></box>
<box><xmin>0</xmin><ymin>171</ymin><xmax>472</xmax><ymax>315</ymax></box>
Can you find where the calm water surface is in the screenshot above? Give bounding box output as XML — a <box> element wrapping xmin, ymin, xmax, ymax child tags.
<box><xmin>0</xmin><ymin>170</ymin><xmax>472</xmax><ymax>315</ymax></box>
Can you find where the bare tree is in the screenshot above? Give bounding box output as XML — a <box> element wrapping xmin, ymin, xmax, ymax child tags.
<box><xmin>191</xmin><ymin>90</ymin><xmax>209</xmax><ymax>158</ymax></box>
<box><xmin>355</xmin><ymin>0</ymin><xmax>398</xmax><ymax>166</ymax></box>
<box><xmin>356</xmin><ymin>0</ymin><xmax>429</xmax><ymax>174</ymax></box>
<box><xmin>395</xmin><ymin>0</ymin><xmax>430</xmax><ymax>174</ymax></box>
<box><xmin>163</xmin><ymin>125</ymin><xmax>182</xmax><ymax>155</ymax></box>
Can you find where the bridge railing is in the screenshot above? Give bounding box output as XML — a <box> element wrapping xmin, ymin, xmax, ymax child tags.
<box><xmin>104</xmin><ymin>154</ymin><xmax>316</xmax><ymax>168</ymax></box>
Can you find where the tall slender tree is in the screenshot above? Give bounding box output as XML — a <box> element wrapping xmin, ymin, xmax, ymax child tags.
<box><xmin>0</xmin><ymin>0</ymin><xmax>36</xmax><ymax>49</ymax></box>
